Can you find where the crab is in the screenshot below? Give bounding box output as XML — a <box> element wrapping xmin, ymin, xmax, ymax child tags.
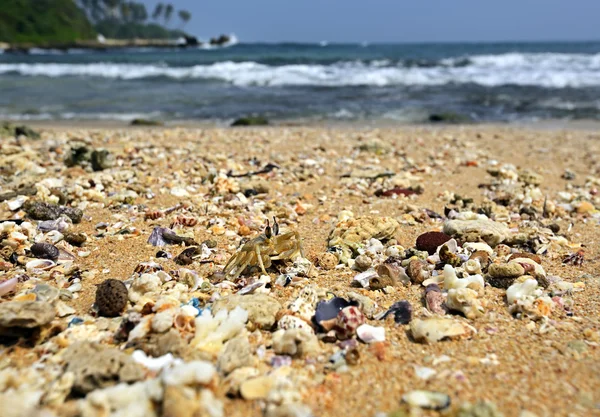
<box><xmin>223</xmin><ymin>218</ymin><xmax>304</xmax><ymax>280</ymax></box>
<box><xmin>562</xmin><ymin>249</ymin><xmax>585</xmax><ymax>266</ymax></box>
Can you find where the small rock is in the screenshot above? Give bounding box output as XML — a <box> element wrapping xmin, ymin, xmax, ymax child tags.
<box><xmin>130</xmin><ymin>118</ymin><xmax>164</xmax><ymax>126</ymax></box>
<box><xmin>90</xmin><ymin>149</ymin><xmax>114</xmax><ymax>171</ymax></box>
<box><xmin>23</xmin><ymin>201</ymin><xmax>83</xmax><ymax>224</ymax></box>
<box><xmin>240</xmin><ymin>376</ymin><xmax>274</xmax><ymax>400</ymax></box>
<box><xmin>576</xmin><ymin>201</ymin><xmax>595</xmax><ymax>214</ymax></box>
<box><xmin>443</xmin><ymin>218</ymin><xmax>511</xmax><ymax>247</ymax></box>
<box><xmin>405</xmin><ymin>258</ymin><xmax>429</xmax><ymax>285</ymax></box>
<box><xmin>63</xmin><ymin>232</ymin><xmax>87</xmax><ymax>246</ymax></box>
<box><xmin>217</xmin><ymin>335</ymin><xmax>253</xmax><ymax>374</ymax></box>
<box><xmin>410</xmin><ymin>318</ymin><xmax>473</xmax><ymax>343</ymax></box>
<box><xmin>416</xmin><ymin>232</ymin><xmax>452</xmax><ymax>255</ymax></box>
<box><xmin>457</xmin><ymin>401</ymin><xmax>504</xmax><ymax>417</ymax></box>
<box><xmin>231</xmin><ymin>116</ymin><xmax>269</xmax><ymax>127</ymax></box>
<box><xmin>272</xmin><ymin>328</ymin><xmax>320</xmax><ymax>357</ymax></box>
<box><xmin>95</xmin><ymin>279</ymin><xmax>128</xmax><ymax>317</ymax></box>
<box><xmin>65</xmin><ymin>342</ymin><xmax>144</xmax><ymax>394</ymax></box>
<box><xmin>402</xmin><ymin>390</ymin><xmax>451</xmax><ymax>411</ymax></box>
<box><xmin>566</xmin><ymin>340</ymin><xmax>588</xmax><ymax>354</ymax></box>
<box><xmin>353</xmin><ymin>254</ymin><xmax>372</xmax><ymax>271</ymax></box>
<box><xmin>356</xmin><ymin>324</ymin><xmax>385</xmax><ymax>343</ymax></box>
<box><xmin>0</xmin><ymin>301</ymin><xmax>55</xmax><ymax>339</ymax></box>
<box><xmin>212</xmin><ymin>293</ymin><xmax>282</xmax><ymax>330</ymax></box>
<box><xmin>487</xmin><ymin>263</ymin><xmax>525</xmax><ymax>289</ymax></box>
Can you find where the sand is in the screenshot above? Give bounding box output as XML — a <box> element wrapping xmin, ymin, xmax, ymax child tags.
<box><xmin>1</xmin><ymin>124</ymin><xmax>599</xmax><ymax>417</ymax></box>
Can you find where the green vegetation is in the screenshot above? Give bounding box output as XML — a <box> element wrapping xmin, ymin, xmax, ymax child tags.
<box><xmin>81</xmin><ymin>0</ymin><xmax>193</xmax><ymax>40</ymax></box>
<box><xmin>0</xmin><ymin>0</ymin><xmax>96</xmax><ymax>44</ymax></box>
<box><xmin>0</xmin><ymin>0</ymin><xmax>194</xmax><ymax>44</ymax></box>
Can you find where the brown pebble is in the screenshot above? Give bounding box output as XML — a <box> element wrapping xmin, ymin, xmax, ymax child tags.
<box><xmin>369</xmin><ymin>274</ymin><xmax>394</xmax><ymax>290</ymax></box>
<box><xmin>95</xmin><ymin>279</ymin><xmax>128</xmax><ymax>317</ymax></box>
<box><xmin>405</xmin><ymin>258</ymin><xmax>429</xmax><ymax>284</ymax></box>
<box><xmin>416</xmin><ymin>231</ymin><xmax>451</xmax><ymax>255</ymax></box>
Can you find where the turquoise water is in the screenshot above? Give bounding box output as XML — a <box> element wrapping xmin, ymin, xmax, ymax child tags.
<box><xmin>1</xmin><ymin>41</ymin><xmax>600</xmax><ymax>122</ymax></box>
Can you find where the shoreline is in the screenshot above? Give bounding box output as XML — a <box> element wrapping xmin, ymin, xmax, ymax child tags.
<box><xmin>16</xmin><ymin>118</ymin><xmax>600</xmax><ymax>132</ymax></box>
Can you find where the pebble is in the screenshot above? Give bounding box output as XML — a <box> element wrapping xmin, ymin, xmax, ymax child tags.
<box><xmin>416</xmin><ymin>231</ymin><xmax>452</xmax><ymax>255</ymax></box>
<box><xmin>240</xmin><ymin>376</ymin><xmax>274</xmax><ymax>400</ymax></box>
<box><xmin>402</xmin><ymin>390</ymin><xmax>451</xmax><ymax>411</ymax></box>
<box><xmin>95</xmin><ymin>279</ymin><xmax>128</xmax><ymax>317</ymax></box>
<box><xmin>212</xmin><ymin>293</ymin><xmax>282</xmax><ymax>330</ymax></box>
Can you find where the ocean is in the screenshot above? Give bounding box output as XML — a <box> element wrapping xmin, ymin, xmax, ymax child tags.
<box><xmin>1</xmin><ymin>41</ymin><xmax>600</xmax><ymax>123</ymax></box>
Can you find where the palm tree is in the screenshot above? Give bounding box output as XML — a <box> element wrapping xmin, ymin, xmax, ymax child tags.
<box><xmin>119</xmin><ymin>2</ymin><xmax>131</xmax><ymax>21</ymax></box>
<box><xmin>178</xmin><ymin>10</ymin><xmax>191</xmax><ymax>29</ymax></box>
<box><xmin>103</xmin><ymin>0</ymin><xmax>121</xmax><ymax>18</ymax></box>
<box><xmin>164</xmin><ymin>4</ymin><xmax>174</xmax><ymax>26</ymax></box>
<box><xmin>152</xmin><ymin>3</ymin><xmax>164</xmax><ymax>21</ymax></box>
<box><xmin>131</xmin><ymin>2</ymin><xmax>148</xmax><ymax>23</ymax></box>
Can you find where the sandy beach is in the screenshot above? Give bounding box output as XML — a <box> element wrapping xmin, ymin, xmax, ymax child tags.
<box><xmin>0</xmin><ymin>123</ymin><xmax>599</xmax><ymax>417</ymax></box>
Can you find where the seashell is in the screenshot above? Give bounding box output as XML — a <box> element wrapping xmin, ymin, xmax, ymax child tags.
<box><xmin>354</xmin><ymin>254</ymin><xmax>372</xmax><ymax>272</ymax></box>
<box><xmin>173</xmin><ymin>312</ymin><xmax>196</xmax><ymax>333</ymax></box>
<box><xmin>171</xmin><ymin>215</ymin><xmax>198</xmax><ymax>228</ymax></box>
<box><xmin>95</xmin><ymin>279</ymin><xmax>128</xmax><ymax>317</ymax></box>
<box><xmin>405</xmin><ymin>258</ymin><xmax>429</xmax><ymax>285</ymax></box>
<box><xmin>353</xmin><ymin>269</ymin><xmax>378</xmax><ymax>288</ymax></box>
<box><xmin>376</xmin><ymin>300</ymin><xmax>412</xmax><ymax>324</ymax></box>
<box><xmin>317</xmin><ymin>252</ymin><xmax>338</xmax><ymax>270</ymax></box>
<box><xmin>0</xmin><ymin>277</ymin><xmax>18</xmax><ymax>296</ymax></box>
<box><xmin>356</xmin><ymin>324</ymin><xmax>385</xmax><ymax>343</ymax></box>
<box><xmin>38</xmin><ymin>217</ymin><xmax>71</xmax><ymax>233</ymax></box>
<box><xmin>410</xmin><ymin>317</ymin><xmax>475</xmax><ymax>343</ymax></box>
<box><xmin>445</xmin><ymin>288</ymin><xmax>484</xmax><ymax>319</ymax></box>
<box><xmin>463</xmin><ymin>242</ymin><xmax>493</xmax><ymax>255</ymax></box>
<box><xmin>469</xmin><ymin>250</ymin><xmax>490</xmax><ymax>271</ymax></box>
<box><xmin>439</xmin><ymin>244</ymin><xmax>462</xmax><ymax>267</ymax></box>
<box><xmin>134</xmin><ymin>261</ymin><xmax>163</xmax><ymax>275</ymax></box>
<box><xmin>377</xmin><ymin>259</ymin><xmax>410</xmax><ymax>285</ymax></box>
<box><xmin>144</xmin><ymin>210</ymin><xmax>164</xmax><ymax>220</ymax></box>
<box><xmin>0</xmin><ymin>261</ymin><xmax>12</xmax><ymax>272</ymax></box>
<box><xmin>369</xmin><ymin>274</ymin><xmax>394</xmax><ymax>290</ymax></box>
<box><xmin>177</xmin><ymin>268</ymin><xmax>200</xmax><ymax>290</ymax></box>
<box><xmin>55</xmin><ymin>300</ymin><xmax>76</xmax><ymax>317</ymax></box>
<box><xmin>402</xmin><ymin>390</ymin><xmax>451</xmax><ymax>411</ymax></box>
<box><xmin>63</xmin><ymin>232</ymin><xmax>87</xmax><ymax>246</ymax></box>
<box><xmin>425</xmin><ymin>284</ymin><xmax>446</xmax><ymax>315</ymax></box>
<box><xmin>128</xmin><ymin>316</ymin><xmax>152</xmax><ymax>342</ymax></box>
<box><xmin>464</xmin><ymin>259</ymin><xmax>482</xmax><ymax>275</ymax></box>
<box><xmin>334</xmin><ymin>306</ymin><xmax>365</xmax><ymax>340</ymax></box>
<box><xmin>314</xmin><ymin>297</ymin><xmax>355</xmax><ymax>328</ymax></box>
<box><xmin>277</xmin><ymin>314</ymin><xmax>314</xmax><ymax>333</ymax></box>
<box><xmin>26</xmin><ymin>259</ymin><xmax>56</xmax><ymax>272</ymax></box>
<box><xmin>6</xmin><ymin>196</ymin><xmax>28</xmax><ymax>211</ymax></box>
<box><xmin>238</xmin><ymin>280</ymin><xmax>265</xmax><ymax>295</ymax></box>
<box><xmin>43</xmin><ymin>230</ymin><xmax>64</xmax><ymax>244</ymax></box>
<box><xmin>494</xmin><ymin>244</ymin><xmax>511</xmax><ymax>258</ymax></box>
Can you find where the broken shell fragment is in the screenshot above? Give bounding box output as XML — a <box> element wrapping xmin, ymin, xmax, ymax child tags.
<box><xmin>410</xmin><ymin>317</ymin><xmax>475</xmax><ymax>343</ymax></box>
<box><xmin>377</xmin><ymin>300</ymin><xmax>412</xmax><ymax>324</ymax></box>
<box><xmin>402</xmin><ymin>390</ymin><xmax>451</xmax><ymax>411</ymax></box>
<box><xmin>356</xmin><ymin>324</ymin><xmax>385</xmax><ymax>343</ymax></box>
<box><xmin>425</xmin><ymin>284</ymin><xmax>447</xmax><ymax>315</ymax></box>
<box><xmin>446</xmin><ymin>288</ymin><xmax>484</xmax><ymax>319</ymax></box>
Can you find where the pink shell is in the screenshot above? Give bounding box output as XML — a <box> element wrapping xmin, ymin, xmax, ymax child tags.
<box><xmin>334</xmin><ymin>306</ymin><xmax>365</xmax><ymax>340</ymax></box>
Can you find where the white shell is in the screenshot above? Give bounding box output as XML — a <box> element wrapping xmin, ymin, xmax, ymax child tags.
<box><xmin>356</xmin><ymin>324</ymin><xmax>386</xmax><ymax>343</ymax></box>
<box><xmin>410</xmin><ymin>318</ymin><xmax>475</xmax><ymax>343</ymax></box>
<box><xmin>445</xmin><ymin>288</ymin><xmax>484</xmax><ymax>319</ymax></box>
<box><xmin>6</xmin><ymin>196</ymin><xmax>28</xmax><ymax>211</ymax></box>
<box><xmin>506</xmin><ymin>279</ymin><xmax>540</xmax><ymax>305</ymax></box>
<box><xmin>26</xmin><ymin>259</ymin><xmax>56</xmax><ymax>272</ymax></box>
<box><xmin>441</xmin><ymin>264</ymin><xmax>484</xmax><ymax>291</ymax></box>
<box><xmin>402</xmin><ymin>390</ymin><xmax>450</xmax><ymax>410</ymax></box>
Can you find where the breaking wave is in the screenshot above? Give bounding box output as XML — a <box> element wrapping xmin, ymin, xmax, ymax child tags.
<box><xmin>1</xmin><ymin>52</ymin><xmax>600</xmax><ymax>88</ymax></box>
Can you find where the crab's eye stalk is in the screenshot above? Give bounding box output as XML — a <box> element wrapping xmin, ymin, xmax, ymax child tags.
<box><xmin>273</xmin><ymin>216</ymin><xmax>279</xmax><ymax>236</ymax></box>
<box><xmin>265</xmin><ymin>220</ymin><xmax>272</xmax><ymax>239</ymax></box>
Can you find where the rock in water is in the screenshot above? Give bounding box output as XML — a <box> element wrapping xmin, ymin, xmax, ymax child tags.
<box><xmin>231</xmin><ymin>116</ymin><xmax>269</xmax><ymax>127</ymax></box>
<box><xmin>212</xmin><ymin>293</ymin><xmax>282</xmax><ymax>330</ymax></box>
<box><xmin>95</xmin><ymin>279</ymin><xmax>128</xmax><ymax>317</ymax></box>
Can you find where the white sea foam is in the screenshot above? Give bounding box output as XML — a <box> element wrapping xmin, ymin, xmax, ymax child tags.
<box><xmin>1</xmin><ymin>52</ymin><xmax>600</xmax><ymax>88</ymax></box>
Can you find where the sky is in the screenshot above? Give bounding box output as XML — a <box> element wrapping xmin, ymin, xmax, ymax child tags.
<box><xmin>143</xmin><ymin>0</ymin><xmax>600</xmax><ymax>43</ymax></box>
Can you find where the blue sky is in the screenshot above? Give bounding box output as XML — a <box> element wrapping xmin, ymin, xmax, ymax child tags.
<box><xmin>143</xmin><ymin>0</ymin><xmax>600</xmax><ymax>43</ymax></box>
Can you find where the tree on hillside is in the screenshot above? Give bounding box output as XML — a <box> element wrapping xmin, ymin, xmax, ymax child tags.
<box><xmin>164</xmin><ymin>4</ymin><xmax>174</xmax><ymax>26</ymax></box>
<box><xmin>119</xmin><ymin>2</ymin><xmax>131</xmax><ymax>21</ymax></box>
<box><xmin>178</xmin><ymin>10</ymin><xmax>191</xmax><ymax>29</ymax></box>
<box><xmin>103</xmin><ymin>0</ymin><xmax>121</xmax><ymax>18</ymax></box>
<box><xmin>130</xmin><ymin>2</ymin><xmax>148</xmax><ymax>23</ymax></box>
<box><xmin>152</xmin><ymin>2</ymin><xmax>163</xmax><ymax>20</ymax></box>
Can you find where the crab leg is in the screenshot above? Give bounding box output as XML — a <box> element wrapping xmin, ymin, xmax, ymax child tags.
<box><xmin>230</xmin><ymin>252</ymin><xmax>254</xmax><ymax>280</ymax></box>
<box><xmin>255</xmin><ymin>246</ymin><xmax>269</xmax><ymax>275</ymax></box>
